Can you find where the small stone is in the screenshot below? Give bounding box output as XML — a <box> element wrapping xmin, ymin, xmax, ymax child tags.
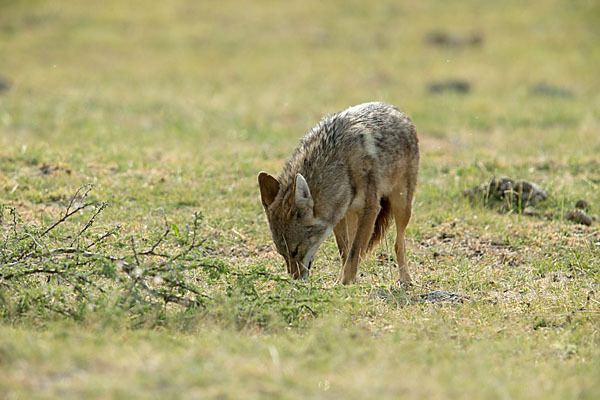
<box><xmin>465</xmin><ymin>176</ymin><xmax>549</xmax><ymax>208</ymax></box>
<box><xmin>575</xmin><ymin>199</ymin><xmax>590</xmax><ymax>211</ymax></box>
<box><xmin>523</xmin><ymin>206</ymin><xmax>538</xmax><ymax>217</ymax></box>
<box><xmin>565</xmin><ymin>209</ymin><xmax>593</xmax><ymax>226</ymax></box>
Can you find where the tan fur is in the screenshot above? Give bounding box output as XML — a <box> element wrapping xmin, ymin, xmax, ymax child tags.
<box><xmin>258</xmin><ymin>102</ymin><xmax>419</xmax><ymax>284</ymax></box>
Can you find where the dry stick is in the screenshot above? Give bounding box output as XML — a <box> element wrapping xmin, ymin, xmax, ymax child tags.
<box><xmin>74</xmin><ymin>201</ymin><xmax>108</xmax><ymax>241</ymax></box>
<box><xmin>118</xmin><ymin>262</ymin><xmax>206</xmax><ymax>308</ymax></box>
<box><xmin>138</xmin><ymin>279</ymin><xmax>203</xmax><ymax>307</ymax></box>
<box><xmin>3</xmin><ymin>199</ymin><xmax>209</xmax><ymax>308</ymax></box>
<box><xmin>6</xmin><ymin>186</ymin><xmax>98</xmax><ymax>263</ymax></box>
<box><xmin>165</xmin><ymin>212</ymin><xmax>203</xmax><ymax>265</ymax></box>
<box><xmin>66</xmin><ymin>184</ymin><xmax>94</xmax><ymax>215</ymax></box>
<box><xmin>1</xmin><ymin>259</ymin><xmax>92</xmax><ymax>281</ymax></box>
<box><xmin>1</xmin><ymin>207</ymin><xmax>16</xmax><ymax>262</ymax></box>
<box><xmin>7</xmin><ymin>242</ymin><xmax>207</xmax><ymax>290</ymax></box>
<box><xmin>129</xmin><ymin>236</ymin><xmax>142</xmax><ymax>267</ymax></box>
<box><xmin>39</xmin><ymin>202</ymin><xmax>95</xmax><ymax>239</ymax></box>
<box><xmin>137</xmin><ymin>213</ymin><xmax>213</xmax><ymax>300</ymax></box>
<box><xmin>10</xmin><ymin>206</ymin><xmax>18</xmax><ymax>238</ymax></box>
<box><xmin>46</xmin><ymin>304</ymin><xmax>75</xmax><ymax>317</ymax></box>
<box><xmin>86</xmin><ymin>224</ymin><xmax>122</xmax><ymax>250</ymax></box>
<box><xmin>139</xmin><ymin>209</ymin><xmax>170</xmax><ymax>257</ymax></box>
<box><xmin>2</xmin><ymin>267</ymin><xmax>62</xmax><ymax>280</ymax></box>
<box><xmin>23</xmin><ymin>232</ymin><xmax>46</xmax><ymax>253</ymax></box>
<box><xmin>121</xmin><ymin>274</ymin><xmax>141</xmax><ymax>308</ymax></box>
<box><xmin>61</xmin><ymin>275</ymin><xmax>90</xmax><ymax>301</ymax></box>
<box><xmin>159</xmin><ymin>275</ymin><xmax>212</xmax><ymax>300</ymax></box>
<box><xmin>1</xmin><ymin>207</ymin><xmax>18</xmax><ymax>262</ymax></box>
<box><xmin>70</xmin><ymin>268</ymin><xmax>106</xmax><ymax>294</ymax></box>
<box><xmin>3</xmin><ymin>248</ymin><xmax>131</xmax><ymax>268</ymax></box>
<box><xmin>3</xmin><ymin>251</ymin><xmax>205</xmax><ymax>305</ymax></box>
<box><xmin>40</xmin><ymin>184</ymin><xmax>95</xmax><ymax>238</ymax></box>
<box><xmin>120</xmin><ymin>264</ymin><xmax>168</xmax><ymax>306</ymax></box>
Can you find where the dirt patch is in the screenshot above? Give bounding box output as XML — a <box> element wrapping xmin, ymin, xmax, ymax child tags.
<box><xmin>529</xmin><ymin>82</ymin><xmax>574</xmax><ymax>98</ymax></box>
<box><xmin>424</xmin><ymin>31</ymin><xmax>483</xmax><ymax>48</ymax></box>
<box><xmin>428</xmin><ymin>80</ymin><xmax>470</xmax><ymax>94</ymax></box>
<box><xmin>35</xmin><ymin>162</ymin><xmax>72</xmax><ymax>176</ymax></box>
<box><xmin>416</xmin><ymin>220</ymin><xmax>524</xmax><ymax>268</ymax></box>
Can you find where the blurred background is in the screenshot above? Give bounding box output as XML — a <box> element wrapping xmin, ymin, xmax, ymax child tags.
<box><xmin>1</xmin><ymin>0</ymin><xmax>599</xmax><ymax>222</ymax></box>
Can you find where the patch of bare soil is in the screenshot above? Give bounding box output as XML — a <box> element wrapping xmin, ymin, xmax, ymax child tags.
<box><xmin>415</xmin><ymin>220</ymin><xmax>523</xmax><ymax>267</ymax></box>
<box><xmin>428</xmin><ymin>80</ymin><xmax>471</xmax><ymax>94</ymax></box>
<box><xmin>529</xmin><ymin>82</ymin><xmax>575</xmax><ymax>98</ymax></box>
<box><xmin>424</xmin><ymin>30</ymin><xmax>483</xmax><ymax>48</ymax></box>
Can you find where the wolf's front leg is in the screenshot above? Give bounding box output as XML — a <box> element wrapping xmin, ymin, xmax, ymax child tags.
<box><xmin>340</xmin><ymin>201</ymin><xmax>379</xmax><ymax>285</ymax></box>
<box><xmin>333</xmin><ymin>212</ymin><xmax>358</xmax><ymax>267</ymax></box>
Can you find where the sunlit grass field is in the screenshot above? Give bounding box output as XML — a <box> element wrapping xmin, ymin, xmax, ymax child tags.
<box><xmin>1</xmin><ymin>0</ymin><xmax>599</xmax><ymax>398</ymax></box>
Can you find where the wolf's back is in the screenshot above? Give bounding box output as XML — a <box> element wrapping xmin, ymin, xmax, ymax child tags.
<box><xmin>279</xmin><ymin>102</ymin><xmax>418</xmax><ymax>188</ymax></box>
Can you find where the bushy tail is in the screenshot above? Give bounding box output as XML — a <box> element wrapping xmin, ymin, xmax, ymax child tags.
<box><xmin>367</xmin><ymin>197</ymin><xmax>393</xmax><ymax>252</ymax></box>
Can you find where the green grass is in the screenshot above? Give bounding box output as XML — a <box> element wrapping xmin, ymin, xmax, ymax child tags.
<box><xmin>1</xmin><ymin>0</ymin><xmax>599</xmax><ymax>398</ymax></box>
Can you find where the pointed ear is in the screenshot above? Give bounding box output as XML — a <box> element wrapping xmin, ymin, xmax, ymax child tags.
<box><xmin>293</xmin><ymin>174</ymin><xmax>313</xmax><ymax>211</ymax></box>
<box><xmin>258</xmin><ymin>171</ymin><xmax>280</xmax><ymax>208</ymax></box>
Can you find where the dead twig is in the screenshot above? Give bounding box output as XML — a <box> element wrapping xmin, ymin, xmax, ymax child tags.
<box><xmin>40</xmin><ymin>184</ymin><xmax>96</xmax><ymax>238</ymax></box>
<box><xmin>86</xmin><ymin>224</ymin><xmax>121</xmax><ymax>250</ymax></box>
<box><xmin>73</xmin><ymin>201</ymin><xmax>108</xmax><ymax>245</ymax></box>
<box><xmin>139</xmin><ymin>208</ymin><xmax>170</xmax><ymax>257</ymax></box>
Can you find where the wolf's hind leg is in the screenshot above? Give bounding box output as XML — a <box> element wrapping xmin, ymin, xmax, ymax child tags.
<box><xmin>390</xmin><ymin>191</ymin><xmax>413</xmax><ymax>284</ymax></box>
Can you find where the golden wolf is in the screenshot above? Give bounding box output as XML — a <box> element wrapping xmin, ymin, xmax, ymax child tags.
<box><xmin>258</xmin><ymin>102</ymin><xmax>419</xmax><ymax>284</ymax></box>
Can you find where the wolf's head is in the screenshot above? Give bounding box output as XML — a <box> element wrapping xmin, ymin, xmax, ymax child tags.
<box><xmin>258</xmin><ymin>172</ymin><xmax>331</xmax><ymax>280</ymax></box>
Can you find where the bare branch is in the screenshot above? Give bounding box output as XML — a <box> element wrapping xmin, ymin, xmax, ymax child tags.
<box><xmin>129</xmin><ymin>237</ymin><xmax>142</xmax><ymax>267</ymax></box>
<box><xmin>86</xmin><ymin>224</ymin><xmax>121</xmax><ymax>250</ymax></box>
<box><xmin>10</xmin><ymin>206</ymin><xmax>18</xmax><ymax>238</ymax></box>
<box><xmin>2</xmin><ymin>194</ymin><xmax>213</xmax><ymax>318</ymax></box>
<box><xmin>75</xmin><ymin>201</ymin><xmax>108</xmax><ymax>241</ymax></box>
<box><xmin>39</xmin><ymin>184</ymin><xmax>97</xmax><ymax>239</ymax></box>
<box><xmin>139</xmin><ymin>208</ymin><xmax>170</xmax><ymax>256</ymax></box>
<box><xmin>39</xmin><ymin>202</ymin><xmax>95</xmax><ymax>238</ymax></box>
<box><xmin>65</xmin><ymin>184</ymin><xmax>94</xmax><ymax>215</ymax></box>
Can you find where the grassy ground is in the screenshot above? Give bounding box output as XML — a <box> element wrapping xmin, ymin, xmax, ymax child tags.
<box><xmin>1</xmin><ymin>0</ymin><xmax>599</xmax><ymax>398</ymax></box>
